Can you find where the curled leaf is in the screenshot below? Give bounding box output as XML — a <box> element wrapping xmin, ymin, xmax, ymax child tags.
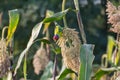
<box><xmin>14</xmin><ymin>22</ymin><xmax>43</xmax><ymax>75</ymax></box>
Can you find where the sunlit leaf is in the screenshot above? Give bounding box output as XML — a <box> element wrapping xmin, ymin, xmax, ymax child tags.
<box><xmin>107</xmin><ymin>36</ymin><xmax>115</xmax><ymax>62</ymax></box>
<box><xmin>43</xmin><ymin>10</ymin><xmax>54</xmax><ymax>34</ymax></box>
<box><xmin>58</xmin><ymin>68</ymin><xmax>74</xmax><ymax>80</ymax></box>
<box><xmin>43</xmin><ymin>9</ymin><xmax>69</xmax><ymax>23</ymax></box>
<box><xmin>93</xmin><ymin>69</ymin><xmax>110</xmax><ymax>80</ymax></box>
<box><xmin>14</xmin><ymin>22</ymin><xmax>43</xmax><ymax>75</ymax></box>
<box><xmin>79</xmin><ymin>44</ymin><xmax>95</xmax><ymax>80</ymax></box>
<box><xmin>114</xmin><ymin>50</ymin><xmax>120</xmax><ymax>65</ymax></box>
<box><xmin>40</xmin><ymin>61</ymin><xmax>54</xmax><ymax>80</ymax></box>
<box><xmin>7</xmin><ymin>9</ymin><xmax>19</xmax><ymax>45</ymax></box>
<box><xmin>93</xmin><ymin>67</ymin><xmax>118</xmax><ymax>80</ymax></box>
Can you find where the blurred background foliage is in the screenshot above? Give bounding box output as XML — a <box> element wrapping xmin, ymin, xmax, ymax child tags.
<box><xmin>0</xmin><ymin>0</ymin><xmax>119</xmax><ymax>79</ymax></box>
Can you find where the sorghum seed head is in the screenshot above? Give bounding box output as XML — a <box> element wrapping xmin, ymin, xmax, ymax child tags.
<box><xmin>33</xmin><ymin>47</ymin><xmax>49</xmax><ymax>75</ymax></box>
<box><xmin>0</xmin><ymin>39</ymin><xmax>10</xmax><ymax>78</ymax></box>
<box><xmin>57</xmin><ymin>28</ymin><xmax>81</xmax><ymax>73</ymax></box>
<box><xmin>106</xmin><ymin>1</ymin><xmax>120</xmax><ymax>33</ymax></box>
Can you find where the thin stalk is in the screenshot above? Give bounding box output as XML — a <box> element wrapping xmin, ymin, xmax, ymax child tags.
<box><xmin>53</xmin><ymin>54</ymin><xmax>57</xmax><ymax>80</ymax></box>
<box><xmin>23</xmin><ymin>54</ymin><xmax>27</xmax><ymax>80</ymax></box>
<box><xmin>76</xmin><ymin>12</ymin><xmax>87</xmax><ymax>43</ymax></box>
<box><xmin>8</xmin><ymin>36</ymin><xmax>16</xmax><ymax>80</ymax></box>
<box><xmin>73</xmin><ymin>0</ymin><xmax>87</xmax><ymax>80</ymax></box>
<box><xmin>62</xmin><ymin>0</ymin><xmax>68</xmax><ymax>27</ymax></box>
<box><xmin>46</xmin><ymin>29</ymin><xmax>50</xmax><ymax>60</ymax></box>
<box><xmin>73</xmin><ymin>0</ymin><xmax>87</xmax><ymax>44</ymax></box>
<box><xmin>1</xmin><ymin>26</ymin><xmax>8</xmax><ymax>40</ymax></box>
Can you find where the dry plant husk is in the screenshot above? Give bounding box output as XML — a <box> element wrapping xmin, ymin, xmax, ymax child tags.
<box><xmin>33</xmin><ymin>45</ymin><xmax>49</xmax><ymax>75</ymax></box>
<box><xmin>0</xmin><ymin>39</ymin><xmax>10</xmax><ymax>78</ymax></box>
<box><xmin>57</xmin><ymin>28</ymin><xmax>80</xmax><ymax>73</ymax></box>
<box><xmin>106</xmin><ymin>1</ymin><xmax>120</xmax><ymax>33</ymax></box>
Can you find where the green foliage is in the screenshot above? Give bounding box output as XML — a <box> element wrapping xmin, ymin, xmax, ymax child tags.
<box><xmin>34</xmin><ymin>38</ymin><xmax>51</xmax><ymax>44</ymax></box>
<box><xmin>7</xmin><ymin>9</ymin><xmax>19</xmax><ymax>45</ymax></box>
<box><xmin>93</xmin><ymin>68</ymin><xmax>112</xmax><ymax>80</ymax></box>
<box><xmin>79</xmin><ymin>44</ymin><xmax>95</xmax><ymax>80</ymax></box>
<box><xmin>58</xmin><ymin>68</ymin><xmax>74</xmax><ymax>80</ymax></box>
<box><xmin>14</xmin><ymin>8</ymin><xmax>71</xmax><ymax>76</ymax></box>
<box><xmin>23</xmin><ymin>56</ymin><xmax>27</xmax><ymax>80</ymax></box>
<box><xmin>0</xmin><ymin>0</ymin><xmax>118</xmax><ymax>80</ymax></box>
<box><xmin>43</xmin><ymin>10</ymin><xmax>54</xmax><ymax>33</ymax></box>
<box><xmin>43</xmin><ymin>9</ymin><xmax>69</xmax><ymax>23</ymax></box>
<box><xmin>93</xmin><ymin>35</ymin><xmax>120</xmax><ymax>79</ymax></box>
<box><xmin>115</xmin><ymin>45</ymin><xmax>120</xmax><ymax>66</ymax></box>
<box><xmin>14</xmin><ymin>22</ymin><xmax>43</xmax><ymax>75</ymax></box>
<box><xmin>40</xmin><ymin>61</ymin><xmax>54</xmax><ymax>80</ymax></box>
<box><xmin>107</xmin><ymin>36</ymin><xmax>115</xmax><ymax>63</ymax></box>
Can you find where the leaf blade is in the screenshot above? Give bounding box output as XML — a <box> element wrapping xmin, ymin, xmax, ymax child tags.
<box><xmin>43</xmin><ymin>10</ymin><xmax>54</xmax><ymax>34</ymax></box>
<box><xmin>7</xmin><ymin>9</ymin><xmax>19</xmax><ymax>45</ymax></box>
<box><xmin>93</xmin><ymin>67</ymin><xmax>117</xmax><ymax>80</ymax></box>
<box><xmin>58</xmin><ymin>68</ymin><xmax>74</xmax><ymax>80</ymax></box>
<box><xmin>40</xmin><ymin>61</ymin><xmax>54</xmax><ymax>80</ymax></box>
<box><xmin>14</xmin><ymin>22</ymin><xmax>43</xmax><ymax>75</ymax></box>
<box><xmin>43</xmin><ymin>9</ymin><xmax>69</xmax><ymax>23</ymax></box>
<box><xmin>79</xmin><ymin>44</ymin><xmax>95</xmax><ymax>80</ymax></box>
<box><xmin>107</xmin><ymin>36</ymin><xmax>115</xmax><ymax>62</ymax></box>
<box><xmin>23</xmin><ymin>55</ymin><xmax>27</xmax><ymax>80</ymax></box>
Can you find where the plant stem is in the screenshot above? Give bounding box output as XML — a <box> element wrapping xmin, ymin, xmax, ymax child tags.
<box><xmin>76</xmin><ymin>11</ymin><xmax>87</xmax><ymax>43</ymax></box>
<box><xmin>23</xmin><ymin>54</ymin><xmax>27</xmax><ymax>80</ymax></box>
<box><xmin>8</xmin><ymin>37</ymin><xmax>16</xmax><ymax>80</ymax></box>
<box><xmin>62</xmin><ymin>0</ymin><xmax>68</xmax><ymax>28</ymax></box>
<box><xmin>73</xmin><ymin>0</ymin><xmax>87</xmax><ymax>80</ymax></box>
<box><xmin>73</xmin><ymin>0</ymin><xmax>87</xmax><ymax>44</ymax></box>
<box><xmin>53</xmin><ymin>54</ymin><xmax>57</xmax><ymax>80</ymax></box>
<box><xmin>46</xmin><ymin>29</ymin><xmax>50</xmax><ymax>60</ymax></box>
<box><xmin>1</xmin><ymin>26</ymin><xmax>8</xmax><ymax>40</ymax></box>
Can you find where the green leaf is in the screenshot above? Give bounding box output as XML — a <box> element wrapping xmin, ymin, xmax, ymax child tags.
<box><xmin>93</xmin><ymin>67</ymin><xmax>117</xmax><ymax>80</ymax></box>
<box><xmin>79</xmin><ymin>44</ymin><xmax>95</xmax><ymax>80</ymax></box>
<box><xmin>43</xmin><ymin>10</ymin><xmax>54</xmax><ymax>34</ymax></box>
<box><xmin>40</xmin><ymin>39</ymin><xmax>51</xmax><ymax>44</ymax></box>
<box><xmin>58</xmin><ymin>68</ymin><xmax>74</xmax><ymax>80</ymax></box>
<box><xmin>7</xmin><ymin>9</ymin><xmax>19</xmax><ymax>45</ymax></box>
<box><xmin>107</xmin><ymin>36</ymin><xmax>115</xmax><ymax>62</ymax></box>
<box><xmin>34</xmin><ymin>38</ymin><xmax>51</xmax><ymax>44</ymax></box>
<box><xmin>40</xmin><ymin>61</ymin><xmax>54</xmax><ymax>80</ymax></box>
<box><xmin>95</xmin><ymin>70</ymin><xmax>108</xmax><ymax>80</ymax></box>
<box><xmin>43</xmin><ymin>9</ymin><xmax>69</xmax><ymax>23</ymax></box>
<box><xmin>115</xmin><ymin>46</ymin><xmax>120</xmax><ymax>65</ymax></box>
<box><xmin>54</xmin><ymin>47</ymin><xmax>61</xmax><ymax>54</ymax></box>
<box><xmin>93</xmin><ymin>69</ymin><xmax>110</xmax><ymax>80</ymax></box>
<box><xmin>51</xmin><ymin>44</ymin><xmax>61</xmax><ymax>54</ymax></box>
<box><xmin>14</xmin><ymin>22</ymin><xmax>43</xmax><ymax>76</ymax></box>
<box><xmin>23</xmin><ymin>55</ymin><xmax>27</xmax><ymax>80</ymax></box>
